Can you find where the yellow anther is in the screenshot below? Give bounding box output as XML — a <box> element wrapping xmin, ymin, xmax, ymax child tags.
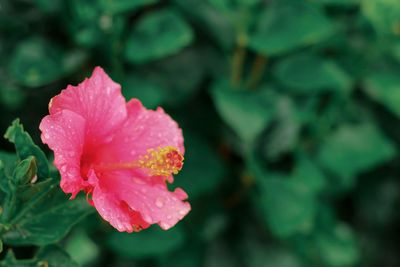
<box><xmin>95</xmin><ymin>146</ymin><xmax>184</xmax><ymax>177</ymax></box>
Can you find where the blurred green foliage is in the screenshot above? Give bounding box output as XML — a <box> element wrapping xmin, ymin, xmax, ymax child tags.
<box><xmin>1</xmin><ymin>0</ymin><xmax>400</xmax><ymax>266</ymax></box>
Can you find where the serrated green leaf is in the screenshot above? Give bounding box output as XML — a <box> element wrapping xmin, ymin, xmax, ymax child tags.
<box><xmin>4</xmin><ymin>119</ymin><xmax>49</xmax><ymax>181</ymax></box>
<box><xmin>125</xmin><ymin>9</ymin><xmax>193</xmax><ymax>64</ymax></box>
<box><xmin>3</xmin><ymin>182</ymin><xmax>92</xmax><ymax>245</ymax></box>
<box><xmin>0</xmin><ymin>245</ymin><xmax>78</xmax><ymax>267</ymax></box>
<box><xmin>249</xmin><ymin>1</ymin><xmax>334</xmax><ymax>55</ymax></box>
<box><xmin>108</xmin><ymin>225</ymin><xmax>185</xmax><ymax>258</ymax></box>
<box><xmin>318</xmin><ymin>124</ymin><xmax>395</xmax><ymax>189</ymax></box>
<box><xmin>274</xmin><ymin>53</ymin><xmax>352</xmax><ymax>94</ymax></box>
<box><xmin>0</xmin><ymin>151</ymin><xmax>18</xmax><ymax>181</ymax></box>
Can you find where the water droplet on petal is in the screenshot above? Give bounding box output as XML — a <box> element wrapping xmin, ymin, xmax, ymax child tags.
<box><xmin>179</xmin><ymin>209</ymin><xmax>187</xmax><ymax>215</ymax></box>
<box><xmin>155</xmin><ymin>197</ymin><xmax>164</xmax><ymax>208</ymax></box>
<box><xmin>142</xmin><ymin>214</ymin><xmax>152</xmax><ymax>223</ymax></box>
<box><xmin>44</xmin><ymin>133</ymin><xmax>50</xmax><ymax>139</ymax></box>
<box><xmin>160</xmin><ymin>222</ymin><xmax>170</xmax><ymax>229</ymax></box>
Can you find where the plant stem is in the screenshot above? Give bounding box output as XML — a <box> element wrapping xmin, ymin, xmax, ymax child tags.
<box><xmin>246</xmin><ymin>54</ymin><xmax>267</xmax><ymax>90</ymax></box>
<box><xmin>230</xmin><ymin>34</ymin><xmax>247</xmax><ymax>87</ymax></box>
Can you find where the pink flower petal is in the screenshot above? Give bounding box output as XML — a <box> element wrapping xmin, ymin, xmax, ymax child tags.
<box><xmin>99</xmin><ymin>99</ymin><xmax>184</xmax><ymax>165</ymax></box>
<box><xmin>89</xmin><ymin>171</ymin><xmax>150</xmax><ymax>232</ymax></box>
<box><xmin>49</xmin><ymin>67</ymin><xmax>127</xmax><ymax>146</ymax></box>
<box><xmin>39</xmin><ymin>110</ymin><xmax>86</xmax><ymax>197</ymax></box>
<box><xmin>98</xmin><ymin>171</ymin><xmax>191</xmax><ymax>230</ymax></box>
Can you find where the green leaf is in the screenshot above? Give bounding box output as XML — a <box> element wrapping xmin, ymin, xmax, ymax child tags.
<box><xmin>4</xmin><ymin>119</ymin><xmax>49</xmax><ymax>181</ymax></box>
<box><xmin>108</xmin><ymin>225</ymin><xmax>185</xmax><ymax>258</ymax></box>
<box><xmin>122</xmin><ymin>75</ymin><xmax>165</xmax><ymax>109</ymax></box>
<box><xmin>210</xmin><ymin>80</ymin><xmax>275</xmax><ymax>143</ymax></box>
<box><xmin>361</xmin><ymin>0</ymin><xmax>400</xmax><ymax>36</ymax></box>
<box><xmin>8</xmin><ymin>38</ymin><xmax>85</xmax><ymax>87</ymax></box>
<box><xmin>274</xmin><ymin>53</ymin><xmax>352</xmax><ymax>94</ymax></box>
<box><xmin>125</xmin><ymin>9</ymin><xmax>193</xmax><ymax>64</ymax></box>
<box><xmin>35</xmin><ymin>245</ymin><xmax>79</xmax><ymax>267</ymax></box>
<box><xmin>315</xmin><ymin>0</ymin><xmax>360</xmax><ymax>6</ymax></box>
<box><xmin>158</xmin><ymin>245</ymin><xmax>202</xmax><ymax>267</ymax></box>
<box><xmin>34</xmin><ymin>0</ymin><xmax>63</xmax><ymax>13</ymax></box>
<box><xmin>315</xmin><ymin>224</ymin><xmax>360</xmax><ymax>267</ymax></box>
<box><xmin>318</xmin><ymin>124</ymin><xmax>395</xmax><ymax>189</ymax></box>
<box><xmin>204</xmin><ymin>241</ymin><xmax>240</xmax><ymax>267</ymax></box>
<box><xmin>100</xmin><ymin>0</ymin><xmax>158</xmax><ymax>14</ymax></box>
<box><xmin>292</xmin><ymin>155</ymin><xmax>327</xmax><ymax>195</ymax></box>
<box><xmin>356</xmin><ymin>178</ymin><xmax>399</xmax><ymax>227</ymax></box>
<box><xmin>172</xmin><ymin>0</ymin><xmax>235</xmax><ymax>49</ymax></box>
<box><xmin>207</xmin><ymin>0</ymin><xmax>259</xmax><ymax>11</ymax></box>
<box><xmin>12</xmin><ymin>156</ymin><xmax>37</xmax><ymax>185</ymax></box>
<box><xmin>253</xmin><ymin>168</ymin><xmax>317</xmax><ymax>238</ymax></box>
<box><xmin>175</xmin><ymin>133</ymin><xmax>226</xmax><ymax>198</ymax></box>
<box><xmin>243</xmin><ymin>242</ymin><xmax>303</xmax><ymax>267</ymax></box>
<box><xmin>0</xmin><ymin>83</ymin><xmax>26</xmax><ymax>111</ymax></box>
<box><xmin>0</xmin><ymin>246</ymin><xmax>78</xmax><ymax>267</ymax></box>
<box><xmin>263</xmin><ymin>97</ymin><xmax>301</xmax><ymax>160</ymax></box>
<box><xmin>140</xmin><ymin>47</ymin><xmax>206</xmax><ymax>106</ymax></box>
<box><xmin>249</xmin><ymin>1</ymin><xmax>334</xmax><ymax>56</ymax></box>
<box><xmin>3</xmin><ymin>181</ymin><xmax>92</xmax><ymax>245</ymax></box>
<box><xmin>363</xmin><ymin>71</ymin><xmax>400</xmax><ymax>118</ymax></box>
<box><xmin>0</xmin><ymin>151</ymin><xmax>18</xmax><ymax>179</ymax></box>
<box><xmin>65</xmin><ymin>230</ymin><xmax>99</xmax><ymax>266</ymax></box>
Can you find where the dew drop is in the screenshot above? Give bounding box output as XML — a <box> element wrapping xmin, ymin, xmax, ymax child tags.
<box><xmin>160</xmin><ymin>222</ymin><xmax>170</xmax><ymax>229</ymax></box>
<box><xmin>155</xmin><ymin>197</ymin><xmax>164</xmax><ymax>208</ymax></box>
<box><xmin>142</xmin><ymin>214</ymin><xmax>152</xmax><ymax>223</ymax></box>
<box><xmin>179</xmin><ymin>210</ymin><xmax>187</xmax><ymax>215</ymax></box>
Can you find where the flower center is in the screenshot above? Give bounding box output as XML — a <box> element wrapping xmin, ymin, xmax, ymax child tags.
<box><xmin>95</xmin><ymin>146</ymin><xmax>184</xmax><ymax>176</ymax></box>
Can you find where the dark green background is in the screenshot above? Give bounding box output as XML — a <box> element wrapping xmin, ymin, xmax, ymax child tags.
<box><xmin>1</xmin><ymin>0</ymin><xmax>400</xmax><ymax>266</ymax></box>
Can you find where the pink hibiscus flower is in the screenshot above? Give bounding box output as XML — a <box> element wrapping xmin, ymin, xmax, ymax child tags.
<box><xmin>39</xmin><ymin>67</ymin><xmax>190</xmax><ymax>232</ymax></box>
